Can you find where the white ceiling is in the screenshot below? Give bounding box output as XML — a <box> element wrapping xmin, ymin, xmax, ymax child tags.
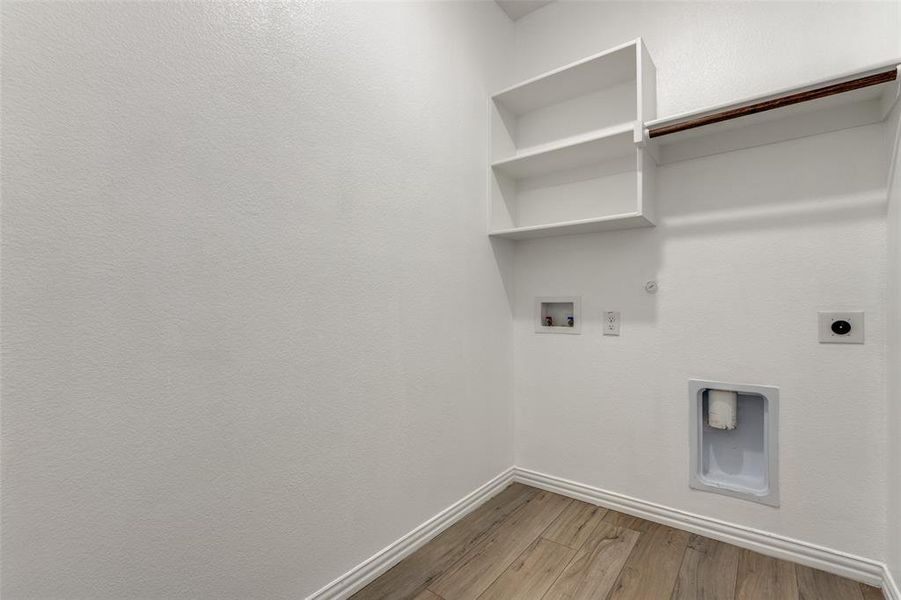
<box><xmin>495</xmin><ymin>0</ymin><xmax>554</xmax><ymax>21</ymax></box>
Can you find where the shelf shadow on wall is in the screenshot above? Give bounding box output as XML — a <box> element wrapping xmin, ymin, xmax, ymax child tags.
<box><xmin>489</xmin><ymin>237</ymin><xmax>517</xmax><ymax>312</ymax></box>
<box><xmin>656</xmin><ymin>123</ymin><xmax>889</xmax><ymax>237</ymax></box>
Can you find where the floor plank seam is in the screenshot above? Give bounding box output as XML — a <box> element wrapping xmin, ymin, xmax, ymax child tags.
<box><xmin>473</xmin><ymin>501</ymin><xmax>573</xmax><ymax>600</ymax></box>
<box><xmin>731</xmin><ymin>549</ymin><xmax>740</xmax><ymax>600</ymax></box>
<box><xmin>535</xmin><ymin>540</ymin><xmax>581</xmax><ymax>600</ymax></box>
<box><xmin>538</xmin><ymin>536</ymin><xmax>579</xmax><ymax>552</ymax></box>
<box><xmin>429</xmin><ymin>487</ymin><xmax>539</xmax><ymax>596</ymax></box>
<box><xmin>472</xmin><ymin>542</ymin><xmax>530</xmax><ymax>600</ymax></box>
<box><xmin>603</xmin><ymin>529</ymin><xmax>644</xmax><ymax>600</ymax></box>
<box><xmin>668</xmin><ymin>536</ymin><xmax>693</xmax><ymax>600</ymax></box>
<box><xmin>538</xmin><ymin>537</ymin><xmax>583</xmax><ymax>552</ymax></box>
<box><xmin>535</xmin><ymin>507</ymin><xmax>604</xmax><ymax>600</ymax></box>
<box><xmin>431</xmin><ymin>492</ymin><xmax>571</xmax><ymax>600</ymax></box>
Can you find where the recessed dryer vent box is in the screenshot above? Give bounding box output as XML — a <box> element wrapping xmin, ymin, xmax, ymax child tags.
<box><xmin>689</xmin><ymin>380</ymin><xmax>779</xmax><ymax>507</ymax></box>
<box><xmin>535</xmin><ymin>297</ymin><xmax>581</xmax><ymax>334</ymax></box>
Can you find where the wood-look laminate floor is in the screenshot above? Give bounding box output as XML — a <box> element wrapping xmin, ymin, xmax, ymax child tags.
<box><xmin>352</xmin><ymin>484</ymin><xmax>883</xmax><ymax>600</ymax></box>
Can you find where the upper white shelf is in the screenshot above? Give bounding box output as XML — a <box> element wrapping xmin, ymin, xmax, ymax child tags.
<box><xmin>491</xmin><ymin>122</ymin><xmax>636</xmax><ymax>180</ymax></box>
<box><xmin>492</xmin><ymin>41</ymin><xmax>638</xmax><ymax>116</ymax></box>
<box><xmin>645</xmin><ymin>60</ymin><xmax>901</xmax><ymax>164</ymax></box>
<box><xmin>490</xmin><ymin>38</ymin><xmax>656</xmax><ymax>162</ymax></box>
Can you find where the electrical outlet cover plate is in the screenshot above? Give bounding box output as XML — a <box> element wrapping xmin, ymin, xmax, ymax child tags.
<box><xmin>818</xmin><ymin>311</ymin><xmax>864</xmax><ymax>344</ymax></box>
<box><xmin>603</xmin><ymin>311</ymin><xmax>621</xmax><ymax>336</ymax></box>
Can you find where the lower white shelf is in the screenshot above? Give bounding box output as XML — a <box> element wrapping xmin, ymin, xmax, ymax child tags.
<box><xmin>489</xmin><ymin>212</ymin><xmax>653</xmax><ymax>240</ymax></box>
<box><xmin>489</xmin><ymin>145</ymin><xmax>656</xmax><ymax>240</ymax></box>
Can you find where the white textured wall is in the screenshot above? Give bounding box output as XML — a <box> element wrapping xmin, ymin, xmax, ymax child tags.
<box><xmin>1</xmin><ymin>3</ymin><xmax>514</xmax><ymax>598</ymax></box>
<box><xmin>514</xmin><ymin>1</ymin><xmax>900</xmax><ymax>118</ymax></box>
<box><xmin>887</xmin><ymin>91</ymin><xmax>901</xmax><ymax>590</ymax></box>
<box><xmin>512</xmin><ymin>1</ymin><xmax>899</xmax><ymax>561</ymax></box>
<box><xmin>4</xmin><ymin>1</ymin><xmax>900</xmax><ymax>596</ymax></box>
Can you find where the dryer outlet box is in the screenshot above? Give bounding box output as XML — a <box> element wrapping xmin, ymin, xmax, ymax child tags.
<box><xmin>818</xmin><ymin>311</ymin><xmax>864</xmax><ymax>344</ymax></box>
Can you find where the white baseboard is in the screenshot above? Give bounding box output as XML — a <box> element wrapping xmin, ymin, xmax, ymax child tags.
<box><xmin>884</xmin><ymin>565</ymin><xmax>900</xmax><ymax>600</ymax></box>
<box><xmin>305</xmin><ymin>466</ymin><xmax>515</xmax><ymax>600</ymax></box>
<box><xmin>306</xmin><ymin>465</ymin><xmax>896</xmax><ymax>599</ymax></box>
<box><xmin>513</xmin><ymin>467</ymin><xmax>887</xmax><ymax>590</ymax></box>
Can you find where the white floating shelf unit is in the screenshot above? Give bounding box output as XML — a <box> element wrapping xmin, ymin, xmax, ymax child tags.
<box><xmin>488</xmin><ymin>38</ymin><xmax>657</xmax><ymax>240</ymax></box>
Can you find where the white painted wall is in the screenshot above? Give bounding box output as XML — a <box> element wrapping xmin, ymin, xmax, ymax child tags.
<box><xmin>512</xmin><ymin>1</ymin><xmax>900</xmax><ymax>562</ymax></box>
<box><xmin>887</xmin><ymin>85</ymin><xmax>901</xmax><ymax>592</ymax></box>
<box><xmin>513</xmin><ymin>1</ymin><xmax>901</xmax><ymax>119</ymax></box>
<box><xmin>0</xmin><ymin>3</ymin><xmax>514</xmax><ymax>598</ymax></box>
<box><xmin>4</xmin><ymin>1</ymin><xmax>901</xmax><ymax>596</ymax></box>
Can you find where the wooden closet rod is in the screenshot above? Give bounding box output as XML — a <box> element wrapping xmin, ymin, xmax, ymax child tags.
<box><xmin>648</xmin><ymin>68</ymin><xmax>898</xmax><ymax>139</ymax></box>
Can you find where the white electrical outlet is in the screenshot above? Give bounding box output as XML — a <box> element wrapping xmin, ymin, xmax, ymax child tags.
<box><xmin>604</xmin><ymin>311</ymin><xmax>621</xmax><ymax>336</ymax></box>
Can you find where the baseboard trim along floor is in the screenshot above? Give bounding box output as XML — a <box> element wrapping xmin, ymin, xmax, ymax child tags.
<box><xmin>513</xmin><ymin>468</ymin><xmax>888</xmax><ymax>593</ymax></box>
<box><xmin>305</xmin><ymin>467</ymin><xmax>516</xmax><ymax>600</ymax></box>
<box><xmin>883</xmin><ymin>565</ymin><xmax>901</xmax><ymax>600</ymax></box>
<box><xmin>306</xmin><ymin>465</ymin><xmax>895</xmax><ymax>599</ymax></box>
